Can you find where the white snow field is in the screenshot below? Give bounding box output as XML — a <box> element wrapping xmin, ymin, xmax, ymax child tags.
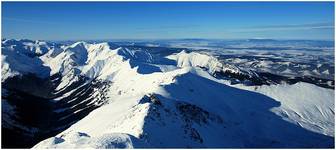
<box><xmin>1</xmin><ymin>39</ymin><xmax>334</xmax><ymax>148</ymax></box>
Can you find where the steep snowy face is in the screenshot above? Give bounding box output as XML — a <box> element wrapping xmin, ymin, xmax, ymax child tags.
<box><xmin>167</xmin><ymin>50</ymin><xmax>259</xmax><ymax>76</ymax></box>
<box><xmin>40</xmin><ymin>41</ymin><xmax>89</xmax><ymax>76</ymax></box>
<box><xmin>2</xmin><ymin>40</ymin><xmax>158</xmax><ymax>148</ymax></box>
<box><xmin>80</xmin><ymin>43</ymin><xmax>153</xmax><ymax>80</ymax></box>
<box><xmin>1</xmin><ymin>39</ymin><xmax>64</xmax><ymax>81</ymax></box>
<box><xmin>1</xmin><ymin>39</ymin><xmax>155</xmax><ymax>86</ymax></box>
<box><xmin>167</xmin><ymin>50</ymin><xmax>222</xmax><ymax>73</ymax></box>
<box><xmin>166</xmin><ymin>51</ymin><xmax>262</xmax><ymax>84</ymax></box>
<box><xmin>41</xmin><ymin>41</ymin><xmax>154</xmax><ymax>80</ymax></box>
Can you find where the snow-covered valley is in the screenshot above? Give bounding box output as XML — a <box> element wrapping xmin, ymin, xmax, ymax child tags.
<box><xmin>1</xmin><ymin>39</ymin><xmax>334</xmax><ymax>148</ymax></box>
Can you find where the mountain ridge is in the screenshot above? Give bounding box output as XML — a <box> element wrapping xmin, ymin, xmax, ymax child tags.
<box><xmin>1</xmin><ymin>39</ymin><xmax>334</xmax><ymax>148</ymax></box>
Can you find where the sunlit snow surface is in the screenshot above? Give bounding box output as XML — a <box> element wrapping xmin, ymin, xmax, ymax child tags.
<box><xmin>1</xmin><ymin>39</ymin><xmax>334</xmax><ymax>148</ymax></box>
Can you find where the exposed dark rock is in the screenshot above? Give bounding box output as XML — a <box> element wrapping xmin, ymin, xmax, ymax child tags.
<box><xmin>1</xmin><ymin>73</ymin><xmax>110</xmax><ymax>148</ymax></box>
<box><xmin>176</xmin><ymin>102</ymin><xmax>223</xmax><ymax>125</ymax></box>
<box><xmin>212</xmin><ymin>67</ymin><xmax>334</xmax><ymax>89</ymax></box>
<box><xmin>149</xmin><ymin>94</ymin><xmax>162</xmax><ymax>106</ymax></box>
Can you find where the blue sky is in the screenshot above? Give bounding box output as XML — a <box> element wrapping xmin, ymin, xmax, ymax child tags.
<box><xmin>2</xmin><ymin>2</ymin><xmax>334</xmax><ymax>40</ymax></box>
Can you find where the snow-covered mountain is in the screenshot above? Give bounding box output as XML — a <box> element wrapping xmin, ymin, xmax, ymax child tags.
<box><xmin>1</xmin><ymin>39</ymin><xmax>334</xmax><ymax>148</ymax></box>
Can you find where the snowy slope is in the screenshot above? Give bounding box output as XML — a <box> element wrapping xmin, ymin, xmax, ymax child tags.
<box><xmin>32</xmin><ymin>49</ymin><xmax>334</xmax><ymax>148</ymax></box>
<box><xmin>232</xmin><ymin>82</ymin><xmax>335</xmax><ymax>136</ymax></box>
<box><xmin>1</xmin><ymin>44</ymin><xmax>51</xmax><ymax>82</ymax></box>
<box><xmin>166</xmin><ymin>50</ymin><xmax>253</xmax><ymax>76</ymax></box>
<box><xmin>34</xmin><ymin>132</ymin><xmax>148</xmax><ymax>148</ymax></box>
<box><xmin>40</xmin><ymin>41</ymin><xmax>153</xmax><ymax>80</ymax></box>
<box><xmin>1</xmin><ymin>40</ymin><xmax>334</xmax><ymax>148</ymax></box>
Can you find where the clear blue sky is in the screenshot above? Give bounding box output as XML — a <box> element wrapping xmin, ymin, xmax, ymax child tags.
<box><xmin>2</xmin><ymin>2</ymin><xmax>334</xmax><ymax>40</ymax></box>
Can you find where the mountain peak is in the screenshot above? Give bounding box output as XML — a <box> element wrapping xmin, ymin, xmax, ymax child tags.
<box><xmin>2</xmin><ymin>39</ymin><xmax>334</xmax><ymax>148</ymax></box>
